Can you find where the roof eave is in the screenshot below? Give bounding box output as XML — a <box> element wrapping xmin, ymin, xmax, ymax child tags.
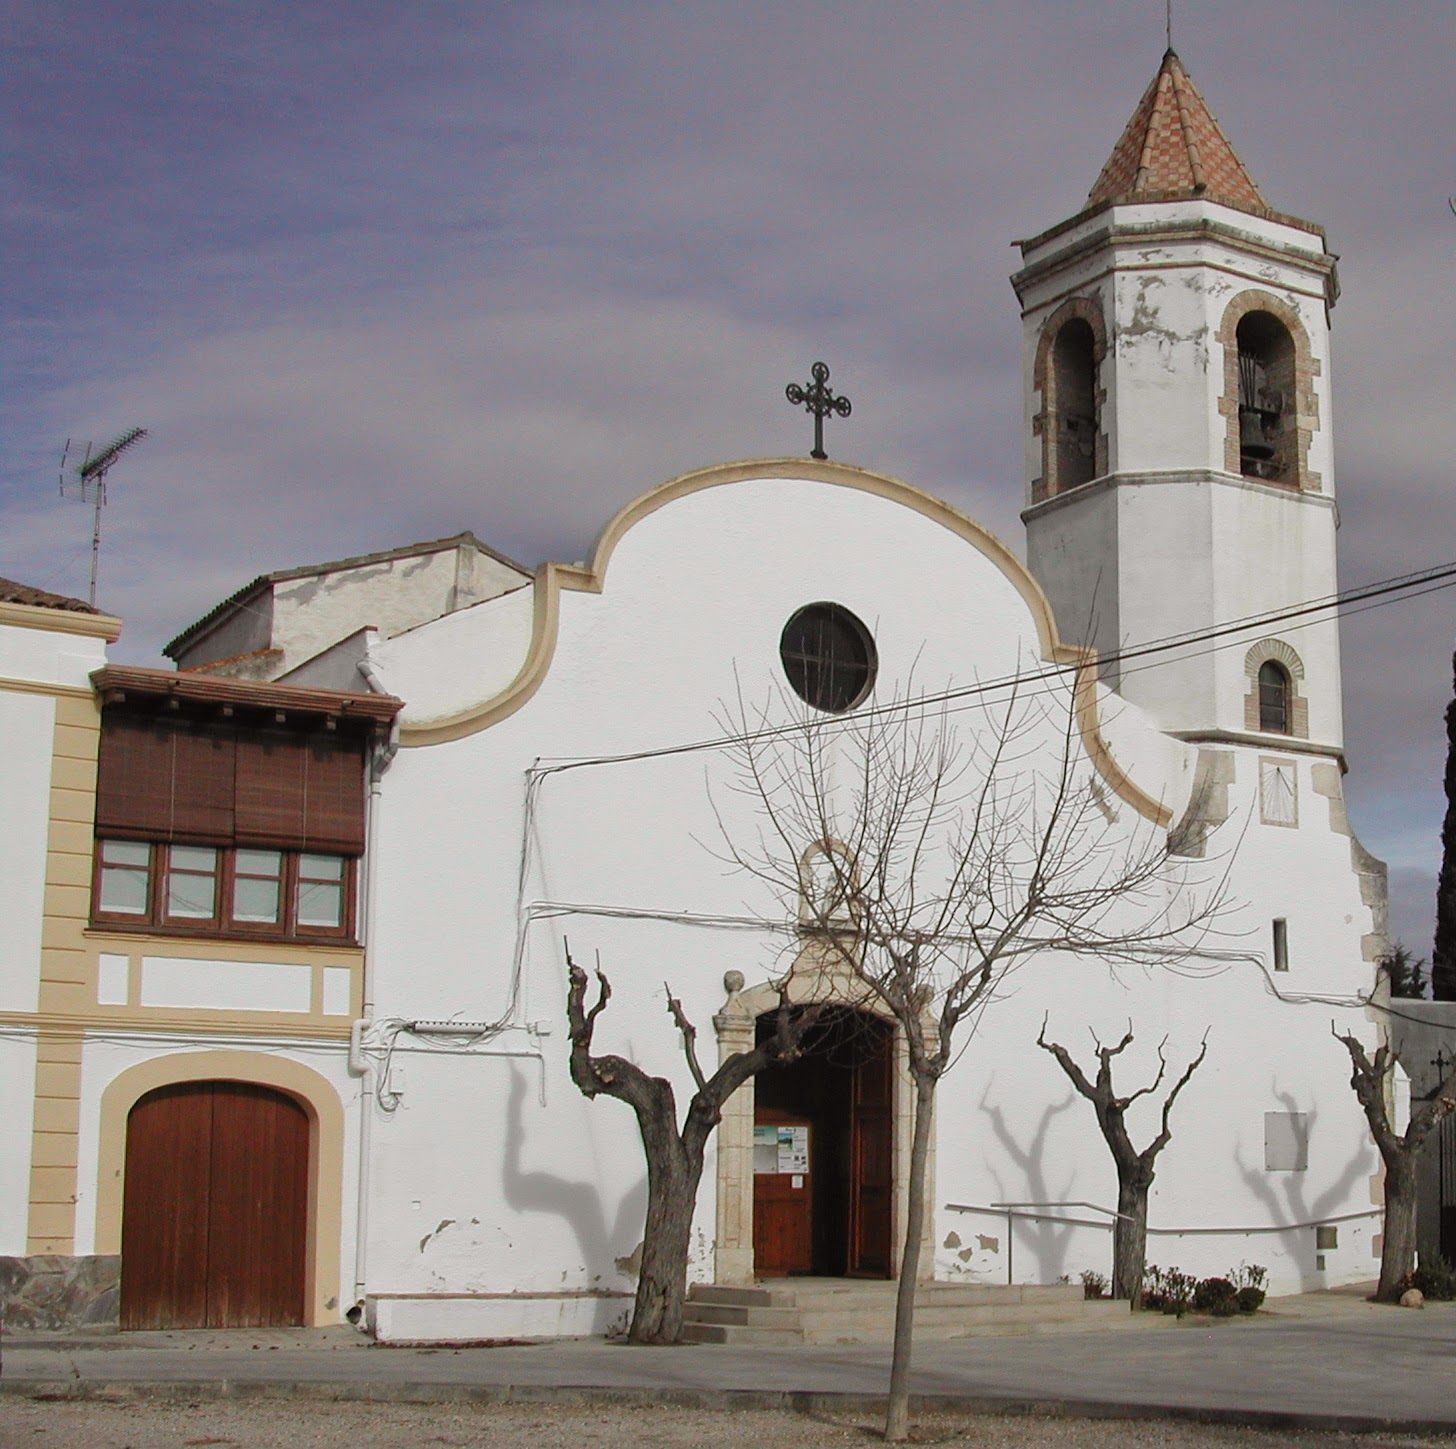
<box><xmin>1015</xmin><ymin>192</ymin><xmax>1328</xmax><ymax>260</ymax></box>
<box><xmin>91</xmin><ymin>664</ymin><xmax>402</xmax><ymax>725</ymax></box>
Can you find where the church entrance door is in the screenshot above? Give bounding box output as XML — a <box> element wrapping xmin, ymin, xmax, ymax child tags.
<box><xmin>752</xmin><ymin>1008</ymin><xmax>893</xmax><ymax>1278</ymax></box>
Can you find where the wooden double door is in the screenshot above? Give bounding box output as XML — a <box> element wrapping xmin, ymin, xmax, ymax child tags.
<box><xmin>120</xmin><ymin>1080</ymin><xmax>309</xmax><ymax>1329</ymax></box>
<box><xmin>753</xmin><ymin>1008</ymin><xmax>894</xmax><ymax>1278</ymax></box>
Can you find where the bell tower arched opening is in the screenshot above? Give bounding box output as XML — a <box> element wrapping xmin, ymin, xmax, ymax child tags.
<box><xmin>1053</xmin><ymin>318</ymin><xmax>1099</xmax><ymax>491</ymax></box>
<box><xmin>1030</xmin><ymin>297</ymin><xmax>1107</xmax><ymax>504</ymax></box>
<box><xmin>1236</xmin><ymin>310</ymin><xmax>1297</xmax><ymax>483</ymax></box>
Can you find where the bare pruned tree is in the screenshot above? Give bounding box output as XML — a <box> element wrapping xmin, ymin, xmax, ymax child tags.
<box><xmin>717</xmin><ymin>668</ymin><xmax>1226</xmax><ymax>1440</ymax></box>
<box><xmin>1333</xmin><ymin>1027</ymin><xmax>1456</xmax><ymax>1300</ymax></box>
<box><xmin>1036</xmin><ymin>1020</ymin><xmax>1209</xmax><ymax>1301</ymax></box>
<box><xmin>565</xmin><ymin>949</ymin><xmax>820</xmax><ymax>1344</ymax></box>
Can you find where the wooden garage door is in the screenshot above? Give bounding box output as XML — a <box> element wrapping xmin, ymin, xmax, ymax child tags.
<box><xmin>120</xmin><ymin>1081</ymin><xmax>309</xmax><ymax>1329</ymax></box>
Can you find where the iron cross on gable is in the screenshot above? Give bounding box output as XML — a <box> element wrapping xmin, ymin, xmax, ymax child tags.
<box><xmin>785</xmin><ymin>361</ymin><xmax>852</xmax><ymax>460</ymax></box>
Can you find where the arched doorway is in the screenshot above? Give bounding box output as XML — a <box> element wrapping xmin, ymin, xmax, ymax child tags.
<box><xmin>753</xmin><ymin>1007</ymin><xmax>893</xmax><ymax>1278</ymax></box>
<box><xmin>120</xmin><ymin>1080</ymin><xmax>309</xmax><ymax>1329</ymax></box>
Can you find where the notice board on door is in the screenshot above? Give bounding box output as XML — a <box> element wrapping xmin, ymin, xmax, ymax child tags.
<box><xmin>753</xmin><ymin>1123</ymin><xmax>809</xmax><ymax>1175</ymax></box>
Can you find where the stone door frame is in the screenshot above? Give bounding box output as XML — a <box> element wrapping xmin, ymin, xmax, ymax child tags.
<box><xmin>711</xmin><ymin>965</ymin><xmax>933</xmax><ymax>1285</ymax></box>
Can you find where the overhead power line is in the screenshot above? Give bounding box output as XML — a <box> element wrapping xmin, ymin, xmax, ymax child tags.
<box><xmin>530</xmin><ymin>559</ymin><xmax>1456</xmax><ymax>777</ymax></box>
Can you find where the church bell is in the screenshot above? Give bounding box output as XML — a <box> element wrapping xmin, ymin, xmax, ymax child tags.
<box><xmin>1238</xmin><ymin>352</ymin><xmax>1278</xmax><ymax>462</ymax></box>
<box><xmin>1239</xmin><ymin>407</ymin><xmax>1275</xmax><ymax>461</ymax></box>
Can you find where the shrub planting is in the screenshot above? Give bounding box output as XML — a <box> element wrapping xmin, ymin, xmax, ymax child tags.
<box><xmin>1141</xmin><ymin>1262</ymin><xmax>1268</xmax><ymax>1316</ymax></box>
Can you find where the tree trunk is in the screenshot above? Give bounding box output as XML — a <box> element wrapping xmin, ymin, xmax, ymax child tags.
<box><xmin>628</xmin><ymin>1125</ymin><xmax>703</xmax><ymax>1344</ymax></box>
<box><xmin>1376</xmin><ymin>1155</ymin><xmax>1420</xmax><ymax>1303</ymax></box>
<box><xmin>1433</xmin><ymin>650</ymin><xmax>1456</xmax><ymax>1001</ymax></box>
<box><xmin>884</xmin><ymin>1072</ymin><xmax>935</xmax><ymax>1443</ymax></box>
<box><xmin>1111</xmin><ymin>1177</ymin><xmax>1149</xmax><ymax>1304</ymax></box>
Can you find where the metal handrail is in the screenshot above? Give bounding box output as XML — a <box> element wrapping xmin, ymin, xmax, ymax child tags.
<box><xmin>945</xmin><ymin>1200</ymin><xmax>1385</xmax><ymax>1286</ymax></box>
<box><xmin>992</xmin><ymin>1199</ymin><xmax>1134</xmax><ymax>1222</ymax></box>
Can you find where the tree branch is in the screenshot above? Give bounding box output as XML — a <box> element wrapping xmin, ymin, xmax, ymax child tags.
<box><xmin>1037</xmin><ymin>1016</ymin><xmax>1099</xmax><ymax>1101</ymax></box>
<box><xmin>1143</xmin><ymin>1032</ymin><xmax>1209</xmax><ymax>1163</ymax></box>
<box><xmin>1333</xmin><ymin>1027</ymin><xmax>1402</xmax><ymax>1164</ymax></box>
<box><xmin>664</xmin><ymin>982</ymin><xmax>708</xmax><ymax>1094</ymax></box>
<box><xmin>566</xmin><ymin>952</ymin><xmax>674</xmax><ymax>1120</ymax></box>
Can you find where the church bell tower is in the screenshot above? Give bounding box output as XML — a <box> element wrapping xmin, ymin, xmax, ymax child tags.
<box><xmin>1014</xmin><ymin>51</ymin><xmax>1344</xmax><ymax>756</ymax></box>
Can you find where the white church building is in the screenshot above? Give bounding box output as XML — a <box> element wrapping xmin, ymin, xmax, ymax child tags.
<box><xmin>0</xmin><ymin>51</ymin><xmax>1398</xmax><ymax>1340</ymax></box>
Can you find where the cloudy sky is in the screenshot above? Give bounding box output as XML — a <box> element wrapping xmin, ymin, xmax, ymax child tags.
<box><xmin>4</xmin><ymin>2</ymin><xmax>1453</xmax><ymax>953</ymax></box>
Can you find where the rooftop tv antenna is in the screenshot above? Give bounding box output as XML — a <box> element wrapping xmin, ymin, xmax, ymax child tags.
<box><xmin>59</xmin><ymin>427</ymin><xmax>147</xmax><ymax>606</ymax></box>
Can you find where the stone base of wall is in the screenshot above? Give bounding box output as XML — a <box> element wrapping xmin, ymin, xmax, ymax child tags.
<box><xmin>0</xmin><ymin>1255</ymin><xmax>120</xmax><ymax>1331</ymax></box>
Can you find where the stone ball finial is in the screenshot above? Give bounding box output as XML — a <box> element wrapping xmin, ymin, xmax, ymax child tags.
<box><xmin>723</xmin><ymin>970</ymin><xmax>745</xmax><ymax>997</ymax></box>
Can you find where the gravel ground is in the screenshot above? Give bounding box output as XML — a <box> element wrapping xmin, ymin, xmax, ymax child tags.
<box><xmin>3</xmin><ymin>1400</ymin><xmax>1454</xmax><ymax>1449</ymax></box>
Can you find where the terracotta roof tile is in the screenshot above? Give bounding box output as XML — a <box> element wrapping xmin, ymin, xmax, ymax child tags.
<box><xmin>1089</xmin><ymin>50</ymin><xmax>1266</xmax><ymax>212</ymax></box>
<box><xmin>0</xmin><ymin>576</ymin><xmax>99</xmax><ymax>613</ymax></box>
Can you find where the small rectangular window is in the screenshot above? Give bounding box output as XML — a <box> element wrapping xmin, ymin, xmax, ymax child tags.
<box><xmin>165</xmin><ymin>845</ymin><xmax>218</xmax><ymax>921</ymax></box>
<box><xmin>296</xmin><ymin>852</ymin><xmax>346</xmax><ymax>929</ymax></box>
<box><xmin>98</xmin><ymin>839</ymin><xmax>151</xmax><ymax>914</ymax></box>
<box><xmin>1265</xmin><ymin>1110</ymin><xmax>1309</xmax><ymax>1170</ymax></box>
<box><xmin>232</xmin><ymin>848</ymin><xmax>283</xmax><ymax>924</ymax></box>
<box><xmin>1272</xmin><ymin>918</ymin><xmax>1289</xmax><ymax>972</ymax></box>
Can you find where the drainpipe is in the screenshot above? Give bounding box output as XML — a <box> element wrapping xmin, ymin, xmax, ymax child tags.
<box><xmin>351</xmin><ymin>653</ymin><xmax>397</xmax><ymax>1324</ymax></box>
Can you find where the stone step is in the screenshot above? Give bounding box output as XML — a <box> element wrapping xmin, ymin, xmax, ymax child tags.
<box><xmin>681</xmin><ymin>1281</ymin><xmax>1133</xmax><ymax>1346</ymax></box>
<box><xmin>686</xmin><ymin>1280</ymin><xmax>1083</xmax><ymax>1311</ymax></box>
<box><xmin>683</xmin><ymin>1300</ymin><xmax>1155</xmax><ymax>1347</ymax></box>
<box><xmin>682</xmin><ymin>1302</ymin><xmax>804</xmax><ymax>1328</ymax></box>
<box><xmin>686</xmin><ymin>1285</ymin><xmax>781</xmax><ymax>1309</ymax></box>
<box><xmin>724</xmin><ymin>1299</ymin><xmax>1122</xmax><ymax>1337</ymax></box>
<box><xmin>681</xmin><ymin>1322</ymin><xmax>798</xmax><ymax>1345</ymax></box>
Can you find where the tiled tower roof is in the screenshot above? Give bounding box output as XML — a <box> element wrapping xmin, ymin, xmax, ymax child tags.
<box><xmin>1088</xmin><ymin>49</ymin><xmax>1266</xmax><ymax>211</ymax></box>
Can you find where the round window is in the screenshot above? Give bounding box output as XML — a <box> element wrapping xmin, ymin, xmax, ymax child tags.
<box><xmin>779</xmin><ymin>603</ymin><xmax>877</xmax><ymax>714</ymax></box>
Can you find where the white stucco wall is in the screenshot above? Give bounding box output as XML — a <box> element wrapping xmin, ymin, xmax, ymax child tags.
<box><xmin>0</xmin><ymin>690</ymin><xmax>54</xmax><ymax>1017</ymax></box>
<box><xmin>0</xmin><ymin>610</ymin><xmax>111</xmax><ymax>1257</ymax></box>
<box><xmin>0</xmin><ymin>1033</ymin><xmax>39</xmax><ymax>1253</ymax></box>
<box><xmin>270</xmin><ymin>545</ymin><xmax>528</xmax><ymax>676</ymax></box>
<box><xmin>175</xmin><ymin>543</ymin><xmax>530</xmax><ymax>678</ymax></box>
<box><xmin>373</xmin><ymin>584</ymin><xmax>534</xmax><ymax>723</ymax></box>
<box><xmin>353</xmin><ymin>469</ymin><xmax>1381</xmax><ymax>1339</ymax></box>
<box><xmin>0</xmin><ymin>618</ymin><xmax>108</xmax><ymax>1017</ymax></box>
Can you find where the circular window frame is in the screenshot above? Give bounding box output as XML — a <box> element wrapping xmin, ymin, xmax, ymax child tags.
<box><xmin>778</xmin><ymin>602</ymin><xmax>878</xmax><ymax>715</ymax></box>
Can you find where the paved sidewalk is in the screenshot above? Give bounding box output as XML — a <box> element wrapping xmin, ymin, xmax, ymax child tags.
<box><xmin>4</xmin><ymin>1290</ymin><xmax>1454</xmax><ymax>1438</ymax></box>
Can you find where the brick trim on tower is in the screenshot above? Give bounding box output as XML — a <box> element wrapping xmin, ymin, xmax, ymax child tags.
<box><xmin>1243</xmin><ymin>638</ymin><xmax>1309</xmax><ymax>739</ymax></box>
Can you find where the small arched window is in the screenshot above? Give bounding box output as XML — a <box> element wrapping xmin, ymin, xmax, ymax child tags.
<box><xmin>1236</xmin><ymin>312</ymin><xmax>1296</xmax><ymax>483</ymax></box>
<box><xmin>1258</xmin><ymin>661</ymin><xmax>1291</xmax><ymax>734</ymax></box>
<box><xmin>1053</xmin><ymin>318</ymin><xmax>1098</xmax><ymax>492</ymax></box>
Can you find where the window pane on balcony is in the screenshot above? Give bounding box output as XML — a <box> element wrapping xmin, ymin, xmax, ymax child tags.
<box><xmin>170</xmin><ymin>845</ymin><xmax>218</xmax><ymax>873</ymax></box>
<box><xmin>299</xmin><ymin>853</ymin><xmax>344</xmax><ymax>881</ymax></box>
<box><xmin>100</xmin><ymin>839</ymin><xmax>150</xmax><ymax>868</ymax></box>
<box><xmin>236</xmin><ymin>848</ymin><xmax>282</xmax><ymax>877</ymax></box>
<box><xmin>166</xmin><ymin>846</ymin><xmax>217</xmax><ymax>919</ymax></box>
<box><xmin>297</xmin><ymin>880</ymin><xmax>344</xmax><ymax>927</ymax></box>
<box><xmin>99</xmin><ymin>862</ymin><xmax>149</xmax><ymax>914</ymax></box>
<box><xmin>233</xmin><ymin>875</ymin><xmax>281</xmax><ymax>923</ymax></box>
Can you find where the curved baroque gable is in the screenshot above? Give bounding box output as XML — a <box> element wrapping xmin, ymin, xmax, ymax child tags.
<box><xmin>397</xmin><ymin>458</ymin><xmax>1172</xmax><ymax>826</ymax></box>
